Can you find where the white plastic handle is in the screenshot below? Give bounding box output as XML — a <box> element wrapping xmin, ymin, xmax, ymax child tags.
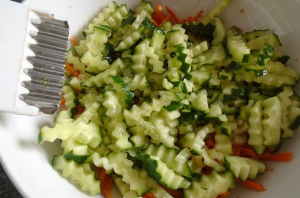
<box><xmin>0</xmin><ymin>0</ymin><xmax>52</xmax><ymax>115</ymax></box>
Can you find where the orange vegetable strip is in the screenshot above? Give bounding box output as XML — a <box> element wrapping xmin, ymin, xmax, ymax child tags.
<box><xmin>142</xmin><ymin>191</ymin><xmax>156</xmax><ymax>198</ymax></box>
<box><xmin>160</xmin><ymin>15</ymin><xmax>172</xmax><ymax>24</ymax></box>
<box><xmin>65</xmin><ymin>62</ymin><xmax>80</xmax><ymax>77</ymax></box>
<box><xmin>70</xmin><ymin>36</ymin><xmax>78</xmax><ymax>46</ymax></box>
<box><xmin>77</xmin><ymin>105</ymin><xmax>85</xmax><ymax>114</ymax></box>
<box><xmin>102</xmin><ymin>174</ymin><xmax>113</xmax><ymax>198</ymax></box>
<box><xmin>192</xmin><ymin>9</ymin><xmax>204</xmax><ymax>21</ymax></box>
<box><xmin>259</xmin><ymin>152</ymin><xmax>293</xmax><ymax>161</ymax></box>
<box><xmin>236</xmin><ymin>179</ymin><xmax>266</xmax><ymax>191</ymax></box>
<box><xmin>240</xmin><ymin>146</ymin><xmax>257</xmax><ymax>157</ymax></box>
<box><xmin>216</xmin><ymin>191</ymin><xmax>231</xmax><ymax>198</ymax></box>
<box><xmin>156</xmin><ymin>4</ymin><xmax>163</xmax><ymax>12</ymax></box>
<box><xmin>205</xmin><ymin>133</ymin><xmax>215</xmax><ymax>149</ymax></box>
<box><xmin>166</xmin><ymin>6</ymin><xmax>180</xmax><ymax>23</ymax></box>
<box><xmin>96</xmin><ymin>167</ymin><xmax>114</xmax><ymax>198</ymax></box>
<box><xmin>232</xmin><ymin>144</ymin><xmax>242</xmax><ymax>156</ymax></box>
<box><xmin>60</xmin><ymin>99</ymin><xmax>66</xmax><ymax>105</ymax></box>
<box><xmin>186</xmin><ymin>16</ymin><xmax>193</xmax><ymax>23</ymax></box>
<box><xmin>161</xmin><ymin>186</ymin><xmax>184</xmax><ymax>197</ymax></box>
<box><xmin>99</xmin><ymin>168</ymin><xmax>107</xmax><ymax>183</ymax></box>
<box><xmin>150</xmin><ymin>19</ymin><xmax>158</xmax><ymax>26</ymax></box>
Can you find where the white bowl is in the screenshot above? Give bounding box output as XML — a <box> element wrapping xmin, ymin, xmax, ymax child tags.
<box><xmin>1</xmin><ymin>0</ymin><xmax>300</xmax><ymax>197</ymax></box>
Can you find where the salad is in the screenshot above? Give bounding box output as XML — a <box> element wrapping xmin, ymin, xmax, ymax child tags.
<box><xmin>39</xmin><ymin>0</ymin><xmax>300</xmax><ymax>197</ymax></box>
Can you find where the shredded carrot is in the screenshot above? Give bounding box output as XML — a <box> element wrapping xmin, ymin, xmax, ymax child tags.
<box><xmin>232</xmin><ymin>144</ymin><xmax>242</xmax><ymax>156</ymax></box>
<box><xmin>156</xmin><ymin>4</ymin><xmax>163</xmax><ymax>12</ymax></box>
<box><xmin>94</xmin><ymin>167</ymin><xmax>114</xmax><ymax>198</ymax></box>
<box><xmin>185</xmin><ymin>16</ymin><xmax>193</xmax><ymax>23</ymax></box>
<box><xmin>65</xmin><ymin>62</ymin><xmax>80</xmax><ymax>77</ymax></box>
<box><xmin>60</xmin><ymin>99</ymin><xmax>66</xmax><ymax>105</ymax></box>
<box><xmin>70</xmin><ymin>36</ymin><xmax>78</xmax><ymax>46</ymax></box>
<box><xmin>99</xmin><ymin>168</ymin><xmax>107</xmax><ymax>182</ymax></box>
<box><xmin>166</xmin><ymin>6</ymin><xmax>180</xmax><ymax>23</ymax></box>
<box><xmin>151</xmin><ymin>4</ymin><xmax>171</xmax><ymax>26</ymax></box>
<box><xmin>161</xmin><ymin>186</ymin><xmax>184</xmax><ymax>198</ymax></box>
<box><xmin>102</xmin><ymin>174</ymin><xmax>114</xmax><ymax>198</ymax></box>
<box><xmin>150</xmin><ymin>19</ymin><xmax>158</xmax><ymax>26</ymax></box>
<box><xmin>77</xmin><ymin>105</ymin><xmax>85</xmax><ymax>113</ymax></box>
<box><xmin>192</xmin><ymin>9</ymin><xmax>204</xmax><ymax>22</ymax></box>
<box><xmin>258</xmin><ymin>152</ymin><xmax>293</xmax><ymax>161</ymax></box>
<box><xmin>142</xmin><ymin>191</ymin><xmax>156</xmax><ymax>198</ymax></box>
<box><xmin>236</xmin><ymin>179</ymin><xmax>266</xmax><ymax>191</ymax></box>
<box><xmin>216</xmin><ymin>191</ymin><xmax>231</xmax><ymax>198</ymax></box>
<box><xmin>202</xmin><ymin>166</ymin><xmax>213</xmax><ymax>175</ymax></box>
<box><xmin>205</xmin><ymin>132</ymin><xmax>215</xmax><ymax>149</ymax></box>
<box><xmin>161</xmin><ymin>16</ymin><xmax>172</xmax><ymax>24</ymax></box>
<box><xmin>240</xmin><ymin>144</ymin><xmax>257</xmax><ymax>157</ymax></box>
<box><xmin>238</xmin><ymin>144</ymin><xmax>293</xmax><ymax>161</ymax></box>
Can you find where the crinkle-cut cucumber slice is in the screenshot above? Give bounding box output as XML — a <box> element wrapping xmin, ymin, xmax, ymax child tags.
<box><xmin>246</xmin><ymin>33</ymin><xmax>282</xmax><ymax>50</ymax></box>
<box><xmin>262</xmin><ymin>96</ymin><xmax>282</xmax><ymax>146</ymax></box>
<box><xmin>138</xmin><ymin>154</ymin><xmax>191</xmax><ymax>190</ymax></box>
<box><xmin>52</xmin><ymin>155</ymin><xmax>100</xmax><ymax>196</ymax></box>
<box><xmin>227</xmin><ymin>35</ymin><xmax>250</xmax><ymax>63</ymax></box>
<box><xmin>184</xmin><ymin>171</ymin><xmax>235</xmax><ymax>198</ymax></box>
<box><xmin>248</xmin><ymin>99</ymin><xmax>266</xmax><ymax>155</ymax></box>
<box><xmin>224</xmin><ymin>156</ymin><xmax>265</xmax><ymax>181</ymax></box>
<box><xmin>143</xmin><ymin>143</ymin><xmax>192</xmax><ymax>178</ymax></box>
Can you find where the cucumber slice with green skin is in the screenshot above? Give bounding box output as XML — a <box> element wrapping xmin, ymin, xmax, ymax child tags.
<box><xmin>80</xmin><ymin>51</ymin><xmax>110</xmax><ymax>75</ymax></box>
<box><xmin>227</xmin><ymin>35</ymin><xmax>250</xmax><ymax>63</ymax></box>
<box><xmin>192</xmin><ymin>43</ymin><xmax>226</xmax><ymax>67</ymax></box>
<box><xmin>39</xmin><ymin>103</ymin><xmax>101</xmax><ymax>149</ymax></box>
<box><xmin>52</xmin><ymin>155</ymin><xmax>100</xmax><ymax>196</ymax></box>
<box><xmin>111</xmin><ymin>75</ymin><xmax>134</xmax><ymax>109</ymax></box>
<box><xmin>137</xmin><ymin>169</ymin><xmax>173</xmax><ymax>198</ymax></box>
<box><xmin>66</xmin><ymin>51</ymin><xmax>85</xmax><ymax>73</ymax></box>
<box><xmin>224</xmin><ymin>156</ymin><xmax>265</xmax><ymax>181</ymax></box>
<box><xmin>288</xmin><ymin>106</ymin><xmax>300</xmax><ymax>130</ymax></box>
<box><xmin>142</xmin><ymin>143</ymin><xmax>192</xmax><ymax>179</ymax></box>
<box><xmin>246</xmin><ymin>33</ymin><xmax>282</xmax><ymax>50</ymax></box>
<box><xmin>262</xmin><ymin>96</ymin><xmax>282</xmax><ymax>146</ymax></box>
<box><xmin>215</xmin><ymin>133</ymin><xmax>233</xmax><ymax>155</ymax></box>
<box><xmin>207</xmin><ymin>92</ymin><xmax>220</xmax><ymax>104</ymax></box>
<box><xmin>150</xmin><ymin>27</ymin><xmax>165</xmax><ymax>54</ymax></box>
<box><xmin>62</xmin><ymin>85</ymin><xmax>79</xmax><ymax>118</ymax></box>
<box><xmin>138</xmin><ymin>154</ymin><xmax>191</xmax><ymax>190</ymax></box>
<box><xmin>115</xmin><ymin>27</ymin><xmax>145</xmax><ymax>52</ymax></box>
<box><xmin>277</xmin><ymin>86</ymin><xmax>294</xmax><ymax>139</ymax></box>
<box><xmin>189</xmin><ymin>89</ymin><xmax>209</xmax><ymax>114</ymax></box>
<box><xmin>112</xmin><ymin>173</ymin><xmax>139</xmax><ymax>198</ymax></box>
<box><xmin>107</xmin><ymin>152</ymin><xmax>152</xmax><ymax>196</ymax></box>
<box><xmin>200</xmin><ymin>0</ymin><xmax>232</xmax><ymax>25</ymax></box>
<box><xmin>191</xmin><ymin>70</ymin><xmax>211</xmax><ymax>88</ymax></box>
<box><xmin>205</xmin><ymin>105</ymin><xmax>228</xmax><ymax>122</ymax></box>
<box><xmin>242</xmin><ymin>29</ymin><xmax>268</xmax><ymax>42</ymax></box>
<box><xmin>248</xmin><ymin>99</ymin><xmax>266</xmax><ymax>155</ymax></box>
<box><xmin>64</xmin><ymin>147</ymin><xmax>90</xmax><ymax>164</ymax></box>
<box><xmin>184</xmin><ymin>171</ymin><xmax>235</xmax><ymax>198</ymax></box>
<box><xmin>190</xmin><ymin>41</ymin><xmax>209</xmax><ymax>57</ymax></box>
<box><xmin>178</xmin><ymin>124</ymin><xmax>215</xmax><ymax>155</ymax></box>
<box><xmin>80</xmin><ymin>66</ymin><xmax>119</xmax><ymax>88</ymax></box>
<box><xmin>212</xmin><ymin>17</ymin><xmax>226</xmax><ymax>45</ymax></box>
<box><xmin>255</xmin><ymin>43</ymin><xmax>275</xmax><ymax>66</ymax></box>
<box><xmin>136</xmin><ymin>0</ymin><xmax>155</xmax><ymax>15</ymax></box>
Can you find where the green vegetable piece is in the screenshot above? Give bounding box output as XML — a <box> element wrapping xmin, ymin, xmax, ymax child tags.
<box><xmin>164</xmin><ymin>101</ymin><xmax>182</xmax><ymax>111</ymax></box>
<box><xmin>223</xmin><ymin>87</ymin><xmax>245</xmax><ymax>103</ymax></box>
